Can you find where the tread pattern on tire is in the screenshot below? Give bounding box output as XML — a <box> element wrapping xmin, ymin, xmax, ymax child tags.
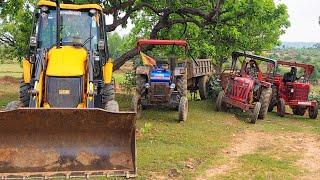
<box><xmin>198</xmin><ymin>75</ymin><xmax>208</xmax><ymax>100</ymax></box>
<box><xmin>136</xmin><ymin>74</ymin><xmax>147</xmax><ymax>95</ymax></box>
<box><xmin>308</xmin><ymin>103</ymin><xmax>318</xmax><ymax>119</ymax></box>
<box><xmin>19</xmin><ymin>79</ymin><xmax>31</xmax><ymax>107</ymax></box>
<box><xmin>268</xmin><ymin>85</ymin><xmax>278</xmax><ymax>112</ymax></box>
<box><xmin>101</xmin><ymin>79</ymin><xmax>116</xmax><ymax>108</ymax></box>
<box><xmin>277</xmin><ymin>98</ymin><xmax>286</xmax><ymax>117</ymax></box>
<box><xmin>177</xmin><ymin>74</ymin><xmax>188</xmax><ymax>99</ymax></box>
<box><xmin>258</xmin><ymin>87</ymin><xmax>272</xmax><ymax>119</ymax></box>
<box><xmin>179</xmin><ymin>96</ymin><xmax>188</xmax><ymax>122</ymax></box>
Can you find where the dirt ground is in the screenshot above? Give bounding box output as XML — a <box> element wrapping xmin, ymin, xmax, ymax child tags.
<box><xmin>198</xmin><ymin>130</ymin><xmax>320</xmax><ymax>179</ymax></box>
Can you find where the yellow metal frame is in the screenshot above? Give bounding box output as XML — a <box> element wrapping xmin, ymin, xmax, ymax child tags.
<box><xmin>38</xmin><ymin>0</ymin><xmax>102</xmax><ymax>11</ymax></box>
<box><xmin>22</xmin><ymin>59</ymin><xmax>32</xmax><ymax>83</ymax></box>
<box><xmin>103</xmin><ymin>58</ymin><xmax>113</xmax><ymax>84</ymax></box>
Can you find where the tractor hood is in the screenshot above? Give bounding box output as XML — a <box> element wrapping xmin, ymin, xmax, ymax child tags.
<box><xmin>46</xmin><ymin>46</ymin><xmax>87</xmax><ymax>77</ymax></box>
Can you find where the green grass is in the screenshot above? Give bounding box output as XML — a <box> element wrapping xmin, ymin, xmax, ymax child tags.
<box><xmin>0</xmin><ymin>63</ymin><xmax>22</xmax><ymax>78</ymax></box>
<box><xmin>0</xmin><ymin>63</ymin><xmax>319</xmax><ymax>179</ymax></box>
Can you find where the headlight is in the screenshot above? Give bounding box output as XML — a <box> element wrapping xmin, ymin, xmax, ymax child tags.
<box><xmin>170</xmin><ymin>83</ymin><xmax>176</xmax><ymax>89</ymax></box>
<box><xmin>290</xmin><ymin>89</ymin><xmax>294</xmax><ymax>93</ymax></box>
<box><xmin>89</xmin><ymin>9</ymin><xmax>97</xmax><ymax>16</ymax></box>
<box><xmin>41</xmin><ymin>6</ymin><xmax>48</xmax><ymax>12</ymax></box>
<box><xmin>145</xmin><ymin>83</ymin><xmax>150</xmax><ymax>89</ymax></box>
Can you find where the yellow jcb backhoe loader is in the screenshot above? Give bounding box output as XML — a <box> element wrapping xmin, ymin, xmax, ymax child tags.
<box><xmin>0</xmin><ymin>0</ymin><xmax>136</xmax><ymax>178</ymax></box>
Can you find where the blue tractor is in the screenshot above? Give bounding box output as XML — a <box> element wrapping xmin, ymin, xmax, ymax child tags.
<box><xmin>132</xmin><ymin>39</ymin><xmax>189</xmax><ymax>122</ymax></box>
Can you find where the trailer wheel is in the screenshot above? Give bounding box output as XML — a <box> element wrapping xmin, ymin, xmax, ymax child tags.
<box><xmin>308</xmin><ymin>103</ymin><xmax>318</xmax><ymax>119</ymax></box>
<box><xmin>19</xmin><ymin>79</ymin><xmax>32</xmax><ymax>107</ymax></box>
<box><xmin>131</xmin><ymin>95</ymin><xmax>142</xmax><ymax>118</ymax></box>
<box><xmin>101</xmin><ymin>79</ymin><xmax>116</xmax><ymax>108</ymax></box>
<box><xmin>179</xmin><ymin>96</ymin><xmax>188</xmax><ymax>122</ymax></box>
<box><xmin>277</xmin><ymin>98</ymin><xmax>285</xmax><ymax>117</ymax></box>
<box><xmin>198</xmin><ymin>75</ymin><xmax>209</xmax><ymax>100</ymax></box>
<box><xmin>105</xmin><ymin>100</ymin><xmax>119</xmax><ymax>112</ymax></box>
<box><xmin>258</xmin><ymin>87</ymin><xmax>272</xmax><ymax>119</ymax></box>
<box><xmin>5</xmin><ymin>101</ymin><xmax>23</xmax><ymax>111</ymax></box>
<box><xmin>251</xmin><ymin>102</ymin><xmax>261</xmax><ymax>124</ymax></box>
<box><xmin>216</xmin><ymin>91</ymin><xmax>226</xmax><ymax>111</ymax></box>
<box><xmin>292</xmin><ymin>107</ymin><xmax>307</xmax><ymax>116</ymax></box>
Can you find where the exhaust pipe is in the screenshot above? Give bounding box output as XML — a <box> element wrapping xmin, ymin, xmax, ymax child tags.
<box><xmin>56</xmin><ymin>0</ymin><xmax>61</xmax><ymax>48</ymax></box>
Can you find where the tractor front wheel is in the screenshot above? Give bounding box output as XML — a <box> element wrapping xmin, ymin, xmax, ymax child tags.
<box><xmin>251</xmin><ymin>102</ymin><xmax>261</xmax><ymax>124</ymax></box>
<box><xmin>277</xmin><ymin>98</ymin><xmax>286</xmax><ymax>117</ymax></box>
<box><xmin>19</xmin><ymin>79</ymin><xmax>32</xmax><ymax>107</ymax></box>
<box><xmin>179</xmin><ymin>96</ymin><xmax>188</xmax><ymax>122</ymax></box>
<box><xmin>216</xmin><ymin>91</ymin><xmax>226</xmax><ymax>111</ymax></box>
<box><xmin>308</xmin><ymin>103</ymin><xmax>318</xmax><ymax>119</ymax></box>
<box><xmin>292</xmin><ymin>107</ymin><xmax>307</xmax><ymax>116</ymax></box>
<box><xmin>101</xmin><ymin>79</ymin><xmax>116</xmax><ymax>108</ymax></box>
<box><xmin>258</xmin><ymin>87</ymin><xmax>272</xmax><ymax>119</ymax></box>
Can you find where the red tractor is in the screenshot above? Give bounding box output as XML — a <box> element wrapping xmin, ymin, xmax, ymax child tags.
<box><xmin>268</xmin><ymin>61</ymin><xmax>318</xmax><ymax>119</ymax></box>
<box><xmin>216</xmin><ymin>52</ymin><xmax>276</xmax><ymax>123</ymax></box>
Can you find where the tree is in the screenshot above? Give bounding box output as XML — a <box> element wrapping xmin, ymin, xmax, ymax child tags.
<box><xmin>0</xmin><ymin>0</ymin><xmax>289</xmax><ymax>71</ymax></box>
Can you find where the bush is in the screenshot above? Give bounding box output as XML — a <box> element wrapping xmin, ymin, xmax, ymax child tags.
<box><xmin>120</xmin><ymin>71</ymin><xmax>136</xmax><ymax>94</ymax></box>
<box><xmin>207</xmin><ymin>75</ymin><xmax>222</xmax><ymax>100</ymax></box>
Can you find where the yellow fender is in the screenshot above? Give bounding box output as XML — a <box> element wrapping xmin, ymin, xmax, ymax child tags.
<box><xmin>103</xmin><ymin>58</ymin><xmax>113</xmax><ymax>84</ymax></box>
<box><xmin>22</xmin><ymin>59</ymin><xmax>32</xmax><ymax>83</ymax></box>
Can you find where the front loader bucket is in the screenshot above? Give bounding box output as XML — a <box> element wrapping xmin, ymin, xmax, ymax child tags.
<box><xmin>0</xmin><ymin>108</ymin><xmax>136</xmax><ymax>179</ymax></box>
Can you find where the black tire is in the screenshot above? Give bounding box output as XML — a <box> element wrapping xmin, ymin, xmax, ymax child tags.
<box><xmin>198</xmin><ymin>75</ymin><xmax>209</xmax><ymax>100</ymax></box>
<box><xmin>136</xmin><ymin>74</ymin><xmax>147</xmax><ymax>95</ymax></box>
<box><xmin>268</xmin><ymin>85</ymin><xmax>278</xmax><ymax>112</ymax></box>
<box><xmin>131</xmin><ymin>95</ymin><xmax>142</xmax><ymax>118</ymax></box>
<box><xmin>101</xmin><ymin>79</ymin><xmax>116</xmax><ymax>108</ymax></box>
<box><xmin>292</xmin><ymin>107</ymin><xmax>307</xmax><ymax>116</ymax></box>
<box><xmin>308</xmin><ymin>103</ymin><xmax>318</xmax><ymax>119</ymax></box>
<box><xmin>5</xmin><ymin>101</ymin><xmax>23</xmax><ymax>111</ymax></box>
<box><xmin>277</xmin><ymin>98</ymin><xmax>286</xmax><ymax>117</ymax></box>
<box><xmin>251</xmin><ymin>102</ymin><xmax>261</xmax><ymax>124</ymax></box>
<box><xmin>177</xmin><ymin>74</ymin><xmax>188</xmax><ymax>98</ymax></box>
<box><xmin>19</xmin><ymin>79</ymin><xmax>31</xmax><ymax>107</ymax></box>
<box><xmin>105</xmin><ymin>100</ymin><xmax>119</xmax><ymax>112</ymax></box>
<box><xmin>179</xmin><ymin>96</ymin><xmax>188</xmax><ymax>122</ymax></box>
<box><xmin>258</xmin><ymin>87</ymin><xmax>272</xmax><ymax>119</ymax></box>
<box><xmin>216</xmin><ymin>91</ymin><xmax>225</xmax><ymax>111</ymax></box>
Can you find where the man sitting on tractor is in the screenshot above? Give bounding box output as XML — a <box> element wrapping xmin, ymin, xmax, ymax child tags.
<box><xmin>283</xmin><ymin>67</ymin><xmax>297</xmax><ymax>83</ymax></box>
<box><xmin>246</xmin><ymin>60</ymin><xmax>261</xmax><ymax>92</ymax></box>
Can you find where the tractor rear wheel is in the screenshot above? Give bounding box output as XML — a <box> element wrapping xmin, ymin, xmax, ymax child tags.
<box><xmin>198</xmin><ymin>75</ymin><xmax>209</xmax><ymax>100</ymax></box>
<box><xmin>308</xmin><ymin>103</ymin><xmax>318</xmax><ymax>119</ymax></box>
<box><xmin>251</xmin><ymin>102</ymin><xmax>261</xmax><ymax>124</ymax></box>
<box><xmin>179</xmin><ymin>96</ymin><xmax>188</xmax><ymax>122</ymax></box>
<box><xmin>216</xmin><ymin>91</ymin><xmax>226</xmax><ymax>111</ymax></box>
<box><xmin>258</xmin><ymin>87</ymin><xmax>272</xmax><ymax>119</ymax></box>
<box><xmin>101</xmin><ymin>79</ymin><xmax>116</xmax><ymax>108</ymax></box>
<box><xmin>277</xmin><ymin>98</ymin><xmax>286</xmax><ymax>117</ymax></box>
<box><xmin>5</xmin><ymin>101</ymin><xmax>23</xmax><ymax>111</ymax></box>
<box><xmin>292</xmin><ymin>107</ymin><xmax>307</xmax><ymax>116</ymax></box>
<box><xmin>19</xmin><ymin>79</ymin><xmax>31</xmax><ymax>107</ymax></box>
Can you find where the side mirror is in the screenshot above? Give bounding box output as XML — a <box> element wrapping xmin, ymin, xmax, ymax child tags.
<box><xmin>30</xmin><ymin>36</ymin><xmax>37</xmax><ymax>48</ymax></box>
<box><xmin>98</xmin><ymin>40</ymin><xmax>105</xmax><ymax>51</ymax></box>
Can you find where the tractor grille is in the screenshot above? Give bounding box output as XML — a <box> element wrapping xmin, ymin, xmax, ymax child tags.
<box><xmin>46</xmin><ymin>77</ymin><xmax>83</xmax><ymax>108</ymax></box>
<box><xmin>226</xmin><ymin>78</ymin><xmax>253</xmax><ymax>103</ymax></box>
<box><xmin>293</xmin><ymin>86</ymin><xmax>309</xmax><ymax>101</ymax></box>
<box><xmin>153</xmin><ymin>83</ymin><xmax>167</xmax><ymax>96</ymax></box>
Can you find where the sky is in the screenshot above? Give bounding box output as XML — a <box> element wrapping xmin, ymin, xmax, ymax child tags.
<box><xmin>108</xmin><ymin>0</ymin><xmax>320</xmax><ymax>43</ymax></box>
<box><xmin>275</xmin><ymin>0</ymin><xmax>320</xmax><ymax>42</ymax></box>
